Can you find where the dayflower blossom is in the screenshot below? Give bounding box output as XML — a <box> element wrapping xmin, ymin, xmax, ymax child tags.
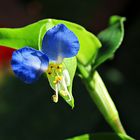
<box><xmin>11</xmin><ymin>24</ymin><xmax>79</xmax><ymax>103</ymax></box>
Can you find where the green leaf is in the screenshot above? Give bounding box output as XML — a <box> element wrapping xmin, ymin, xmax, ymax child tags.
<box><xmin>67</xmin><ymin>133</ymin><xmax>135</xmax><ymax>140</ymax></box>
<box><xmin>93</xmin><ymin>15</ymin><xmax>126</xmax><ymax>69</ymax></box>
<box><xmin>67</xmin><ymin>134</ymin><xmax>89</xmax><ymax>140</ymax></box>
<box><xmin>0</xmin><ymin>19</ymin><xmax>49</xmax><ymax>50</ymax></box>
<box><xmin>0</xmin><ymin>19</ymin><xmax>101</xmax><ymax>65</ymax></box>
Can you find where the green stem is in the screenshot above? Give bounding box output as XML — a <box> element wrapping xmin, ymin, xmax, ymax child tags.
<box><xmin>78</xmin><ymin>63</ymin><xmax>126</xmax><ymax>135</ymax></box>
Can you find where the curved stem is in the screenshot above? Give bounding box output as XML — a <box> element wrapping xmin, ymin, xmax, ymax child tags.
<box><xmin>78</xmin><ymin>63</ymin><xmax>126</xmax><ymax>134</ymax></box>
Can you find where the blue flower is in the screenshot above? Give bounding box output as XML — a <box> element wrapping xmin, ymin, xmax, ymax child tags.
<box><xmin>11</xmin><ymin>47</ymin><xmax>49</xmax><ymax>84</ymax></box>
<box><xmin>42</xmin><ymin>24</ymin><xmax>79</xmax><ymax>61</ymax></box>
<box><xmin>11</xmin><ymin>24</ymin><xmax>80</xmax><ymax>102</ymax></box>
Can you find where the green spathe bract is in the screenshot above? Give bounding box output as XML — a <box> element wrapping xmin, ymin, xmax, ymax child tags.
<box><xmin>0</xmin><ymin>19</ymin><xmax>101</xmax><ymax>66</ymax></box>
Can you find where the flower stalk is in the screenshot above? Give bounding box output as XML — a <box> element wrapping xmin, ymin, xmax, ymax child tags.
<box><xmin>78</xmin><ymin>63</ymin><xmax>126</xmax><ymax>135</ymax></box>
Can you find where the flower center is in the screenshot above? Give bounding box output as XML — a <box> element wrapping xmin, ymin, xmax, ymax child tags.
<box><xmin>46</xmin><ymin>63</ymin><xmax>71</xmax><ymax>103</ymax></box>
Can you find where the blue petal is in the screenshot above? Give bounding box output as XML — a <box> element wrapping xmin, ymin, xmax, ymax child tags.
<box><xmin>42</xmin><ymin>24</ymin><xmax>80</xmax><ymax>61</ymax></box>
<box><xmin>11</xmin><ymin>47</ymin><xmax>49</xmax><ymax>84</ymax></box>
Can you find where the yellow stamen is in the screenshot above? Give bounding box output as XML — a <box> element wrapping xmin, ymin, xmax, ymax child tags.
<box><xmin>53</xmin><ymin>76</ymin><xmax>62</xmax><ymax>84</ymax></box>
<box><xmin>55</xmin><ymin>64</ymin><xmax>63</xmax><ymax>72</ymax></box>
<box><xmin>52</xmin><ymin>94</ymin><xmax>58</xmax><ymax>103</ymax></box>
<box><xmin>47</xmin><ymin>68</ymin><xmax>52</xmax><ymax>75</ymax></box>
<box><xmin>57</xmin><ymin>76</ymin><xmax>62</xmax><ymax>81</ymax></box>
<box><xmin>56</xmin><ymin>64</ymin><xmax>63</xmax><ymax>69</ymax></box>
<box><xmin>53</xmin><ymin>80</ymin><xmax>57</xmax><ymax>84</ymax></box>
<box><xmin>49</xmin><ymin>64</ymin><xmax>55</xmax><ymax>69</ymax></box>
<box><xmin>52</xmin><ymin>84</ymin><xmax>59</xmax><ymax>103</ymax></box>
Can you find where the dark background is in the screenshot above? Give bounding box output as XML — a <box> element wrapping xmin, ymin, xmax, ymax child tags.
<box><xmin>0</xmin><ymin>0</ymin><xmax>140</xmax><ymax>139</ymax></box>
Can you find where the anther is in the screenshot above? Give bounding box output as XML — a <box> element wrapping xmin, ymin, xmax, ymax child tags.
<box><xmin>47</xmin><ymin>68</ymin><xmax>52</xmax><ymax>75</ymax></box>
<box><xmin>56</xmin><ymin>64</ymin><xmax>62</xmax><ymax>72</ymax></box>
<box><xmin>52</xmin><ymin>84</ymin><xmax>59</xmax><ymax>103</ymax></box>
<box><xmin>52</xmin><ymin>94</ymin><xmax>58</xmax><ymax>103</ymax></box>
<box><xmin>56</xmin><ymin>64</ymin><xmax>62</xmax><ymax>69</ymax></box>
<box><xmin>57</xmin><ymin>76</ymin><xmax>62</xmax><ymax>81</ymax></box>
<box><xmin>53</xmin><ymin>80</ymin><xmax>57</xmax><ymax>84</ymax></box>
<box><xmin>49</xmin><ymin>64</ymin><xmax>55</xmax><ymax>69</ymax></box>
<box><xmin>48</xmin><ymin>72</ymin><xmax>52</xmax><ymax>75</ymax></box>
<box><xmin>53</xmin><ymin>76</ymin><xmax>62</xmax><ymax>84</ymax></box>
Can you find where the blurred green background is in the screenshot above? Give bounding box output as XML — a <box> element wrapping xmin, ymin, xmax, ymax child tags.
<box><xmin>0</xmin><ymin>0</ymin><xmax>140</xmax><ymax>139</ymax></box>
